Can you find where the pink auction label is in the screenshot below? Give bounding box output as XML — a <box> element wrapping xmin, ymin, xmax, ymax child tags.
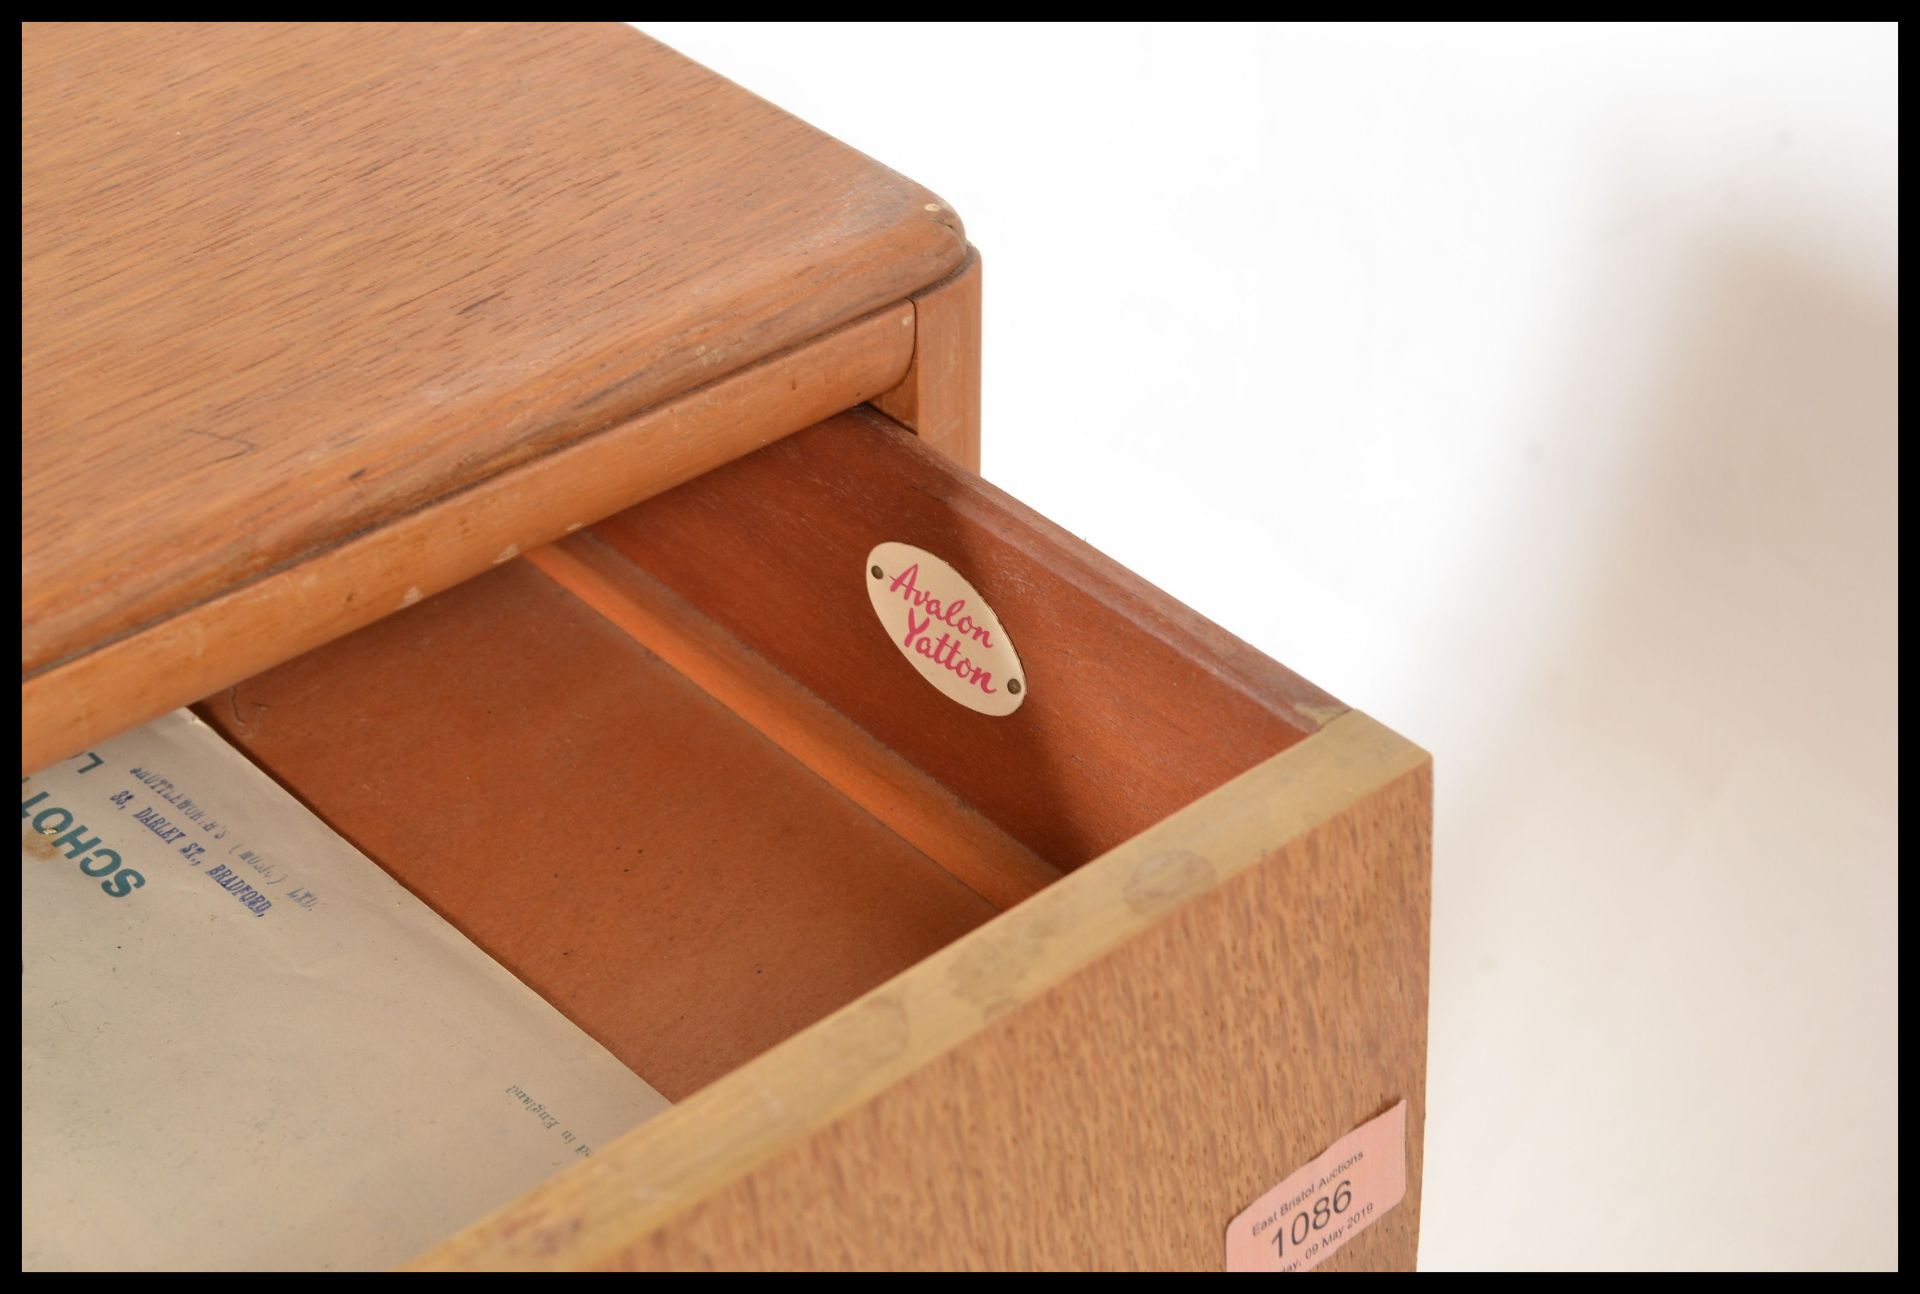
<box><xmin>1224</xmin><ymin>1100</ymin><xmax>1407</xmax><ymax>1273</ymax></box>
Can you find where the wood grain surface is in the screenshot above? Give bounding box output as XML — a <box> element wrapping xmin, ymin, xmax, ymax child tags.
<box><xmin>592</xmin><ymin>408</ymin><xmax>1347</xmax><ymax>870</ymax></box>
<box><xmin>23</xmin><ymin>21</ymin><xmax>964</xmax><ymax>684</ymax></box>
<box><xmin>197</xmin><ymin>560</ymin><xmax>1001</xmax><ymax>1101</ymax></box>
<box><xmin>873</xmin><ymin>252</ymin><xmax>984</xmax><ymax>470</ymax></box>
<box><xmin>413</xmin><ymin>710</ymin><xmax>1432</xmax><ymax>1271</ymax></box>
<box><xmin>22</xmin><ymin>303</ymin><xmax>914</xmax><ymax>774</ymax></box>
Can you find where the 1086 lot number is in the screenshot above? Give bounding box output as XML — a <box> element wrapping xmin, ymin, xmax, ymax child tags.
<box><xmin>1271</xmin><ymin>1180</ymin><xmax>1372</xmax><ymax>1260</ymax></box>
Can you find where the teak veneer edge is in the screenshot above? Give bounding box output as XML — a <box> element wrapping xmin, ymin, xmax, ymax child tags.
<box><xmin>872</xmin><ymin>251</ymin><xmax>984</xmax><ymax>472</ymax></box>
<box><xmin>21</xmin><ymin>303</ymin><xmax>916</xmax><ymax>774</ymax></box>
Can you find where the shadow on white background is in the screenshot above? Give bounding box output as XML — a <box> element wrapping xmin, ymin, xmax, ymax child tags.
<box><xmin>638</xmin><ymin>22</ymin><xmax>1898</xmax><ymax>1270</ymax></box>
<box><xmin>1424</xmin><ymin>231</ymin><xmax>1896</xmax><ymax>1268</ymax></box>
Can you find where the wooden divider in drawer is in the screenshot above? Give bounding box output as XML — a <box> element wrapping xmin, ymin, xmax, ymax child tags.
<box><xmin>199</xmin><ymin>406</ymin><xmax>1431</xmax><ymax>1272</ymax></box>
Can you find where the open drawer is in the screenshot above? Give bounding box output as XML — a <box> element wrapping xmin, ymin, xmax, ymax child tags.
<box><xmin>194</xmin><ymin>406</ymin><xmax>1431</xmax><ymax>1272</ymax></box>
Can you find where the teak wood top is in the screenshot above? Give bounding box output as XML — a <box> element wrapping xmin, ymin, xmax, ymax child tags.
<box><xmin>22</xmin><ymin>22</ymin><xmax>965</xmax><ymax>692</ymax></box>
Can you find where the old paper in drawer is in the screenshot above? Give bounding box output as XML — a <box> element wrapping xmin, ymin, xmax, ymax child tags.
<box><xmin>22</xmin><ymin>710</ymin><xmax>670</xmax><ymax>1272</ymax></box>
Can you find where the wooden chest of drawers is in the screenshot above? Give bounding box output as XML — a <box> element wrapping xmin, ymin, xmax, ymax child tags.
<box><xmin>22</xmin><ymin>21</ymin><xmax>1429</xmax><ymax>1271</ymax></box>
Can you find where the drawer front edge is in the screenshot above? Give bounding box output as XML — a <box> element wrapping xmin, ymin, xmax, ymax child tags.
<box><xmin>21</xmin><ymin>302</ymin><xmax>915</xmax><ymax>774</ymax></box>
<box><xmin>414</xmin><ymin>709</ymin><xmax>1432</xmax><ymax>1272</ymax></box>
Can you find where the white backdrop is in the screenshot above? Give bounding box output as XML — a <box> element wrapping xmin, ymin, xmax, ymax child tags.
<box><xmin>634</xmin><ymin>22</ymin><xmax>1899</xmax><ymax>1271</ymax></box>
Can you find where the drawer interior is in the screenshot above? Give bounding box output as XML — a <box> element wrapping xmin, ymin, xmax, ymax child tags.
<box><xmin>198</xmin><ymin>407</ymin><xmax>1342</xmax><ymax>1102</ymax></box>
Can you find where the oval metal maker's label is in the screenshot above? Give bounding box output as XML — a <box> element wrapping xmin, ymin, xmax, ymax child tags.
<box><xmin>865</xmin><ymin>542</ymin><xmax>1026</xmax><ymax>716</ymax></box>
